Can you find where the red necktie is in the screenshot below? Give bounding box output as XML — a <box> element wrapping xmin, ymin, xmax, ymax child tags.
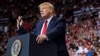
<box><xmin>41</xmin><ymin>21</ymin><xmax>48</xmax><ymax>34</ymax></box>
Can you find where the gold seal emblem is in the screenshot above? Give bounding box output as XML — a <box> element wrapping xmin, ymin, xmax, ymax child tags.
<box><xmin>11</xmin><ymin>39</ymin><xmax>21</xmax><ymax>56</ymax></box>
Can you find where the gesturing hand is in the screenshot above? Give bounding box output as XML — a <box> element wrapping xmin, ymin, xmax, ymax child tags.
<box><xmin>16</xmin><ymin>16</ymin><xmax>23</xmax><ymax>29</ymax></box>
<box><xmin>36</xmin><ymin>34</ymin><xmax>48</xmax><ymax>44</ymax></box>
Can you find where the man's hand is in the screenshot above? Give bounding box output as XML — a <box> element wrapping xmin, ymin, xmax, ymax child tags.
<box><xmin>16</xmin><ymin>16</ymin><xmax>23</xmax><ymax>29</ymax></box>
<box><xmin>36</xmin><ymin>34</ymin><xmax>48</xmax><ymax>44</ymax></box>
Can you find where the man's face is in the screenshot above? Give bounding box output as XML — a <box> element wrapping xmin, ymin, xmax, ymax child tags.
<box><xmin>39</xmin><ymin>5</ymin><xmax>52</xmax><ymax>19</ymax></box>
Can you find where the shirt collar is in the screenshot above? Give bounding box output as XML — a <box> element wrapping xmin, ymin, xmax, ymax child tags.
<box><xmin>46</xmin><ymin>16</ymin><xmax>53</xmax><ymax>22</ymax></box>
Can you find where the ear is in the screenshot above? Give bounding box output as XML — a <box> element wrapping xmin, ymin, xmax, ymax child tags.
<box><xmin>49</xmin><ymin>9</ymin><xmax>53</xmax><ymax>13</ymax></box>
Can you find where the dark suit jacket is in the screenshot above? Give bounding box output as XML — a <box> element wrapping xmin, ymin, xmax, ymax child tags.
<box><xmin>34</xmin><ymin>16</ymin><xmax>67</xmax><ymax>51</ymax></box>
<box><xmin>17</xmin><ymin>16</ymin><xmax>69</xmax><ymax>56</ymax></box>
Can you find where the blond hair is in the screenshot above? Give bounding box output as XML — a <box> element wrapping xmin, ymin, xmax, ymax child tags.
<box><xmin>39</xmin><ymin>2</ymin><xmax>55</xmax><ymax>15</ymax></box>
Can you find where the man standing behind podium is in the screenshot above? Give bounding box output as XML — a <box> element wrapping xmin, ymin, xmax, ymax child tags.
<box><xmin>16</xmin><ymin>2</ymin><xmax>69</xmax><ymax>56</ymax></box>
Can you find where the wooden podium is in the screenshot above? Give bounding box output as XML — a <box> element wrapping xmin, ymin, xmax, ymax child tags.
<box><xmin>6</xmin><ymin>33</ymin><xmax>57</xmax><ymax>56</ymax></box>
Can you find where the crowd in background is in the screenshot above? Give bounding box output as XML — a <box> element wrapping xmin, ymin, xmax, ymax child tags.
<box><xmin>65</xmin><ymin>0</ymin><xmax>100</xmax><ymax>56</ymax></box>
<box><xmin>0</xmin><ymin>0</ymin><xmax>100</xmax><ymax>56</ymax></box>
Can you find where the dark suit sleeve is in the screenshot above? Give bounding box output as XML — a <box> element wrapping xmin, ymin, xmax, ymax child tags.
<box><xmin>16</xmin><ymin>27</ymin><xmax>27</xmax><ymax>35</ymax></box>
<box><xmin>46</xmin><ymin>18</ymin><xmax>66</xmax><ymax>41</ymax></box>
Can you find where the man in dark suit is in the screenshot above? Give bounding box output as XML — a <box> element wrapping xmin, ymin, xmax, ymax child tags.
<box><xmin>17</xmin><ymin>2</ymin><xmax>69</xmax><ymax>56</ymax></box>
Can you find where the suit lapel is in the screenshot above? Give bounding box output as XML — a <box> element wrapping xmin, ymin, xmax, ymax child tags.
<box><xmin>38</xmin><ymin>20</ymin><xmax>44</xmax><ymax>34</ymax></box>
<box><xmin>47</xmin><ymin>16</ymin><xmax>56</xmax><ymax>32</ymax></box>
<box><xmin>37</xmin><ymin>16</ymin><xmax>57</xmax><ymax>34</ymax></box>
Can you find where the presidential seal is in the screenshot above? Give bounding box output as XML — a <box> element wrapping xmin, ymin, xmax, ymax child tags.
<box><xmin>11</xmin><ymin>39</ymin><xmax>21</xmax><ymax>56</ymax></box>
